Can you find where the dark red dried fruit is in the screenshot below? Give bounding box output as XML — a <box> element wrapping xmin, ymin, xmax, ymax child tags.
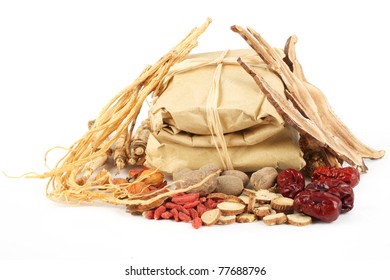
<box><xmin>311</xmin><ymin>166</ymin><xmax>360</xmax><ymax>188</ymax></box>
<box><xmin>305</xmin><ymin>181</ymin><xmax>330</xmax><ymax>192</ymax></box>
<box><xmin>306</xmin><ymin>179</ymin><xmax>354</xmax><ymax>213</ymax></box>
<box><xmin>277</xmin><ymin>168</ymin><xmax>305</xmax><ymax>199</ymax></box>
<box><xmin>294</xmin><ymin>191</ymin><xmax>342</xmax><ymax>222</ymax></box>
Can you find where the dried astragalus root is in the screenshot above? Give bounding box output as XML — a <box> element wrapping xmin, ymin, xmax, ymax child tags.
<box><xmin>217</xmin><ymin>215</ymin><xmax>236</xmax><ymax>225</ymax></box>
<box><xmin>112</xmin><ymin>129</ymin><xmax>128</xmax><ymax>174</ymax></box>
<box><xmin>30</xmin><ymin>18</ymin><xmax>212</xmax><ymax>206</ymax></box>
<box><xmin>128</xmin><ymin>118</ymin><xmax>151</xmax><ymax>166</ymax></box>
<box><xmin>236</xmin><ymin>213</ymin><xmax>257</xmax><ymax>223</ymax></box>
<box><xmin>217</xmin><ymin>201</ymin><xmax>246</xmax><ymax>216</ymax></box>
<box><xmin>232</xmin><ymin>25</ymin><xmax>384</xmax><ymax>173</ymax></box>
<box><xmin>287</xmin><ymin>213</ymin><xmax>312</xmax><ymax>226</ymax></box>
<box><xmin>263</xmin><ymin>213</ymin><xmax>287</xmax><ymax>226</ymax></box>
<box><xmin>201</xmin><ymin>208</ymin><xmax>222</xmax><ymax>226</ymax></box>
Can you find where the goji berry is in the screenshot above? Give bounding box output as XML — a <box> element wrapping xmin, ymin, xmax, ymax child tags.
<box><xmin>172</xmin><ymin>189</ymin><xmax>184</xmax><ymax>197</ymax></box>
<box><xmin>192</xmin><ymin>216</ymin><xmax>202</xmax><ymax>229</ymax></box>
<box><xmin>164</xmin><ymin>202</ymin><xmax>178</xmax><ymax>209</ymax></box>
<box><xmin>143</xmin><ymin>210</ymin><xmax>154</xmax><ymax>220</ymax></box>
<box><xmin>183</xmin><ymin>200</ymin><xmax>200</xmax><ymax>209</ymax></box>
<box><xmin>189</xmin><ymin>208</ymin><xmax>199</xmax><ymax>220</ymax></box>
<box><xmin>178</xmin><ymin>212</ymin><xmax>192</xmax><ymax>222</ymax></box>
<box><xmin>170</xmin><ymin>208</ymin><xmax>179</xmax><ymax>222</ymax></box>
<box><xmin>161</xmin><ymin>211</ymin><xmax>173</xmax><ymax>219</ymax></box>
<box><xmin>154</xmin><ymin>205</ymin><xmax>166</xmax><ymax>220</ymax></box>
<box><xmin>173</xmin><ymin>204</ymin><xmax>190</xmax><ymax>216</ymax></box>
<box><xmin>171</xmin><ymin>193</ymin><xmax>200</xmax><ymax>205</ymax></box>
<box><xmin>196</xmin><ymin>203</ymin><xmax>207</xmax><ymax>216</ymax></box>
<box><xmin>205</xmin><ymin>198</ymin><xmax>218</xmax><ymax>209</ymax></box>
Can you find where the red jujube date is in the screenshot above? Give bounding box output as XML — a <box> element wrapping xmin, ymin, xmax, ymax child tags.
<box><xmin>277</xmin><ymin>168</ymin><xmax>305</xmax><ymax>199</ymax></box>
<box><xmin>293</xmin><ymin>191</ymin><xmax>342</xmax><ymax>222</ymax></box>
<box><xmin>311</xmin><ymin>166</ymin><xmax>360</xmax><ymax>188</ymax></box>
<box><xmin>306</xmin><ymin>179</ymin><xmax>354</xmax><ymax>213</ymax></box>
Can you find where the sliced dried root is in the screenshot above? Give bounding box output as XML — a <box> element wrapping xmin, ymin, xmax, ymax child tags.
<box><xmin>255</xmin><ymin>190</ymin><xmax>280</xmax><ymax>203</ymax></box>
<box><xmin>271</xmin><ymin>197</ymin><xmax>294</xmax><ymax>213</ymax></box>
<box><xmin>217</xmin><ymin>201</ymin><xmax>246</xmax><ymax>216</ymax></box>
<box><xmin>263</xmin><ymin>213</ymin><xmax>287</xmax><ymax>226</ymax></box>
<box><xmin>242</xmin><ymin>188</ymin><xmax>257</xmax><ymax>196</ymax></box>
<box><xmin>254</xmin><ymin>205</ymin><xmax>272</xmax><ymax>219</ymax></box>
<box><xmin>238</xmin><ymin>195</ymin><xmax>250</xmax><ymax>204</ymax></box>
<box><xmin>217</xmin><ymin>215</ymin><xmax>236</xmax><ymax>225</ymax></box>
<box><xmin>247</xmin><ymin>194</ymin><xmax>256</xmax><ymax>213</ymax></box>
<box><xmin>207</xmin><ymin>192</ymin><xmax>228</xmax><ymax>200</ymax></box>
<box><xmin>287</xmin><ymin>213</ymin><xmax>312</xmax><ymax>226</ymax></box>
<box><xmin>201</xmin><ymin>208</ymin><xmax>222</xmax><ymax>226</ymax></box>
<box><xmin>236</xmin><ymin>213</ymin><xmax>257</xmax><ymax>223</ymax></box>
<box><xmin>224</xmin><ymin>195</ymin><xmax>246</xmax><ymax>204</ymax></box>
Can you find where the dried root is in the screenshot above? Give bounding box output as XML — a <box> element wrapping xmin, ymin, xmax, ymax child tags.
<box><xmin>232</xmin><ymin>25</ymin><xmax>384</xmax><ymax>173</ymax></box>
<box><xmin>31</xmin><ymin>18</ymin><xmax>212</xmax><ymax>205</ymax></box>
<box><xmin>128</xmin><ymin>119</ymin><xmax>151</xmax><ymax>166</ymax></box>
<box><xmin>113</xmin><ymin>129</ymin><xmax>128</xmax><ymax>174</ymax></box>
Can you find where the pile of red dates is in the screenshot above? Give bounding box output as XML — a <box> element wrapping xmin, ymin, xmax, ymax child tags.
<box><xmin>277</xmin><ymin>166</ymin><xmax>360</xmax><ymax>222</ymax></box>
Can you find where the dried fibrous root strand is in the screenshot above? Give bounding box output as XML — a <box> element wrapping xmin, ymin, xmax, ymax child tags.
<box><xmin>125</xmin><ymin>170</ymin><xmax>220</xmax><ymax>212</ymax></box>
<box><xmin>78</xmin><ymin>148</ymin><xmax>112</xmax><ymax>185</ymax></box>
<box><xmin>112</xmin><ymin>129</ymin><xmax>128</xmax><ymax>174</ymax></box>
<box><xmin>128</xmin><ymin>119</ymin><xmax>151</xmax><ymax>166</ymax></box>
<box><xmin>232</xmin><ymin>25</ymin><xmax>384</xmax><ymax>172</ymax></box>
<box><xmin>35</xmin><ymin>18</ymin><xmax>212</xmax><ymax>205</ymax></box>
<box><xmin>76</xmin><ymin>120</ymin><xmax>113</xmax><ymax>185</ymax></box>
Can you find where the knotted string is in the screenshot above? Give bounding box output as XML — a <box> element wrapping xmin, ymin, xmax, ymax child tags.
<box><xmin>153</xmin><ymin>50</ymin><xmax>267</xmax><ymax>170</ymax></box>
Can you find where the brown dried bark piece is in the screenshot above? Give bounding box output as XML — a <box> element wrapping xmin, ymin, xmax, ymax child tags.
<box><xmin>231</xmin><ymin>25</ymin><xmax>385</xmax><ymax>173</ymax></box>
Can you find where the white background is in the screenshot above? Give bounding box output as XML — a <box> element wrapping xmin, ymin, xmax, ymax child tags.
<box><xmin>1</xmin><ymin>0</ymin><xmax>389</xmax><ymax>279</ymax></box>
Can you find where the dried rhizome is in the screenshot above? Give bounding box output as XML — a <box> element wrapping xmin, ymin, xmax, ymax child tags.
<box><xmin>30</xmin><ymin>18</ymin><xmax>383</xmax><ymax>214</ymax></box>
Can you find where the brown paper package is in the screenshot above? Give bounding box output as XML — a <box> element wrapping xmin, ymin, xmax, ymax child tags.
<box><xmin>146</xmin><ymin>49</ymin><xmax>305</xmax><ymax>173</ymax></box>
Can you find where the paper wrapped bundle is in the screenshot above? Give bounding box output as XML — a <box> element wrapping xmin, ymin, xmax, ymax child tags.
<box><xmin>146</xmin><ymin>49</ymin><xmax>305</xmax><ymax>173</ymax></box>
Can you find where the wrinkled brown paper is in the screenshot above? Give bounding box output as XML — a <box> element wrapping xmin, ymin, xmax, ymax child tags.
<box><xmin>146</xmin><ymin>49</ymin><xmax>305</xmax><ymax>173</ymax></box>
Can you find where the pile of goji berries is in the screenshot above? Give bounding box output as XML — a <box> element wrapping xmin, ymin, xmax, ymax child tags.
<box><xmin>143</xmin><ymin>192</ymin><xmax>222</xmax><ymax>229</ymax></box>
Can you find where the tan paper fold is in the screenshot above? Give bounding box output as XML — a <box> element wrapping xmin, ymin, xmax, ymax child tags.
<box><xmin>146</xmin><ymin>128</ymin><xmax>305</xmax><ymax>173</ymax></box>
<box><xmin>146</xmin><ymin>49</ymin><xmax>306</xmax><ymax>173</ymax></box>
<box><xmin>150</xmin><ymin>49</ymin><xmax>285</xmax><ymax>135</ymax></box>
